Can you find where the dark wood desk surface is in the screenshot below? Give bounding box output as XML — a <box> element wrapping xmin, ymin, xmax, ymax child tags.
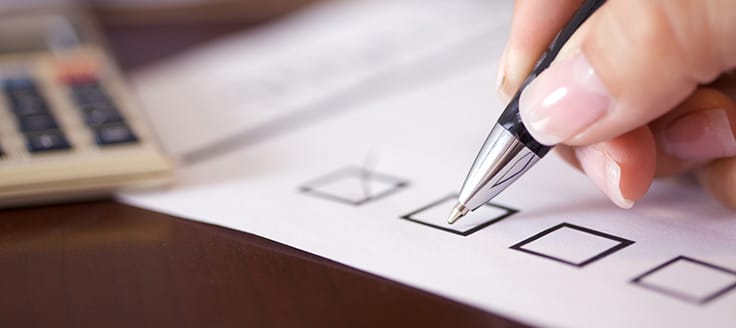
<box><xmin>0</xmin><ymin>11</ymin><xmax>525</xmax><ymax>328</ymax></box>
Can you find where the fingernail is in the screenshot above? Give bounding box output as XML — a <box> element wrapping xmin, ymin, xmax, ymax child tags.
<box><xmin>496</xmin><ymin>46</ymin><xmax>508</xmax><ymax>94</ymax></box>
<box><xmin>576</xmin><ymin>146</ymin><xmax>635</xmax><ymax>209</ymax></box>
<box><xmin>498</xmin><ymin>48</ymin><xmax>529</xmax><ymax>104</ymax></box>
<box><xmin>519</xmin><ymin>53</ymin><xmax>612</xmax><ymax>145</ymax></box>
<box><xmin>663</xmin><ymin>109</ymin><xmax>736</xmax><ymax>161</ymax></box>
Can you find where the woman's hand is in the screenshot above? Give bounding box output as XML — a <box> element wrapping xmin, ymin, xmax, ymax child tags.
<box><xmin>499</xmin><ymin>0</ymin><xmax>736</xmax><ymax>208</ymax></box>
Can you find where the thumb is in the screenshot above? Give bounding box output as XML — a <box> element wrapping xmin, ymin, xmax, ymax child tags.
<box><xmin>519</xmin><ymin>0</ymin><xmax>736</xmax><ymax>146</ymax></box>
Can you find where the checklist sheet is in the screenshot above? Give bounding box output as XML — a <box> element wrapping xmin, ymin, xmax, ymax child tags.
<box><xmin>121</xmin><ymin>1</ymin><xmax>736</xmax><ymax>327</ymax></box>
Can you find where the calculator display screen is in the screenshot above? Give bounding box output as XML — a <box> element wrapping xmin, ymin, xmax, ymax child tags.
<box><xmin>0</xmin><ymin>14</ymin><xmax>81</xmax><ymax>54</ymax></box>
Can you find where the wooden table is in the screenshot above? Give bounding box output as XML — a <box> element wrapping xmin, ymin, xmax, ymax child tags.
<box><xmin>0</xmin><ymin>10</ymin><xmax>526</xmax><ymax>328</ymax></box>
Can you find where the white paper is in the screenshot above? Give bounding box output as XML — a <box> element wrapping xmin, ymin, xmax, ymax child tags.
<box><xmin>132</xmin><ymin>0</ymin><xmax>503</xmax><ymax>162</ymax></box>
<box><xmin>121</xmin><ymin>1</ymin><xmax>736</xmax><ymax>327</ymax></box>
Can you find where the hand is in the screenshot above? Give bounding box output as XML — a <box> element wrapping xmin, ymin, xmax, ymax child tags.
<box><xmin>498</xmin><ymin>0</ymin><xmax>736</xmax><ymax>208</ymax></box>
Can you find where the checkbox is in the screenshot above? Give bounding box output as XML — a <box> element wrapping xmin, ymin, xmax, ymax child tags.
<box><xmin>510</xmin><ymin>223</ymin><xmax>634</xmax><ymax>267</ymax></box>
<box><xmin>400</xmin><ymin>194</ymin><xmax>517</xmax><ymax>236</ymax></box>
<box><xmin>300</xmin><ymin>167</ymin><xmax>408</xmax><ymax>206</ymax></box>
<box><xmin>632</xmin><ymin>256</ymin><xmax>736</xmax><ymax>305</ymax></box>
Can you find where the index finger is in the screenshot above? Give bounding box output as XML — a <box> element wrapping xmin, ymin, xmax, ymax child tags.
<box><xmin>499</xmin><ymin>0</ymin><xmax>584</xmax><ymax>100</ymax></box>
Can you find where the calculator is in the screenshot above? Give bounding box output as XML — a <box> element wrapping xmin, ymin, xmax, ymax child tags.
<box><xmin>0</xmin><ymin>5</ymin><xmax>173</xmax><ymax>207</ymax></box>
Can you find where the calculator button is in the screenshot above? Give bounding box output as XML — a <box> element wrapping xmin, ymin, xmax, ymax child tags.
<box><xmin>62</xmin><ymin>74</ymin><xmax>98</xmax><ymax>86</ymax></box>
<box><xmin>17</xmin><ymin>113</ymin><xmax>59</xmax><ymax>132</ymax></box>
<box><xmin>80</xmin><ymin>103</ymin><xmax>124</xmax><ymax>126</ymax></box>
<box><xmin>6</xmin><ymin>85</ymin><xmax>40</xmax><ymax>96</ymax></box>
<box><xmin>3</xmin><ymin>78</ymin><xmax>36</xmax><ymax>91</ymax></box>
<box><xmin>4</xmin><ymin>82</ymin><xmax>50</xmax><ymax>116</ymax></box>
<box><xmin>71</xmin><ymin>82</ymin><xmax>110</xmax><ymax>105</ymax></box>
<box><xmin>93</xmin><ymin>123</ymin><xmax>138</xmax><ymax>145</ymax></box>
<box><xmin>25</xmin><ymin>130</ymin><xmax>71</xmax><ymax>152</ymax></box>
<box><xmin>8</xmin><ymin>94</ymin><xmax>49</xmax><ymax>116</ymax></box>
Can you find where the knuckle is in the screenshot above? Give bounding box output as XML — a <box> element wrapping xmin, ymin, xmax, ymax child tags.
<box><xmin>624</xmin><ymin>1</ymin><xmax>684</xmax><ymax>60</ymax></box>
<box><xmin>606</xmin><ymin>0</ymin><xmax>718</xmax><ymax>78</ymax></box>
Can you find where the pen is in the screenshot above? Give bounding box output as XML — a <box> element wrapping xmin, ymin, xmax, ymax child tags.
<box><xmin>448</xmin><ymin>0</ymin><xmax>607</xmax><ymax>224</ymax></box>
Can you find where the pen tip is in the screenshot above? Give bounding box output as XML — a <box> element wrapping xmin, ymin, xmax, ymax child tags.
<box><xmin>447</xmin><ymin>202</ymin><xmax>470</xmax><ymax>225</ymax></box>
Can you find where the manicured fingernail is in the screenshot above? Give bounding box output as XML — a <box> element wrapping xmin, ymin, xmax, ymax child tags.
<box><xmin>663</xmin><ymin>109</ymin><xmax>736</xmax><ymax>161</ymax></box>
<box><xmin>575</xmin><ymin>146</ymin><xmax>635</xmax><ymax>209</ymax></box>
<box><xmin>519</xmin><ymin>53</ymin><xmax>612</xmax><ymax>145</ymax></box>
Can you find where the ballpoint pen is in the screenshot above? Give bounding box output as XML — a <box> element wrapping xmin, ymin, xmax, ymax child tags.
<box><xmin>448</xmin><ymin>0</ymin><xmax>607</xmax><ymax>224</ymax></box>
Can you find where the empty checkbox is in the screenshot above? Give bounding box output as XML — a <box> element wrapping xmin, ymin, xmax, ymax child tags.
<box><xmin>510</xmin><ymin>223</ymin><xmax>634</xmax><ymax>267</ymax></box>
<box><xmin>632</xmin><ymin>256</ymin><xmax>736</xmax><ymax>305</ymax></box>
<box><xmin>400</xmin><ymin>194</ymin><xmax>517</xmax><ymax>236</ymax></box>
<box><xmin>300</xmin><ymin>167</ymin><xmax>408</xmax><ymax>206</ymax></box>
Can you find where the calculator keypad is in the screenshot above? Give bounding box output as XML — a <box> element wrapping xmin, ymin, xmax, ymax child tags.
<box><xmin>3</xmin><ymin>78</ymin><xmax>71</xmax><ymax>153</ymax></box>
<box><xmin>1</xmin><ymin>74</ymin><xmax>141</xmax><ymax>157</ymax></box>
<box><xmin>68</xmin><ymin>78</ymin><xmax>139</xmax><ymax>146</ymax></box>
